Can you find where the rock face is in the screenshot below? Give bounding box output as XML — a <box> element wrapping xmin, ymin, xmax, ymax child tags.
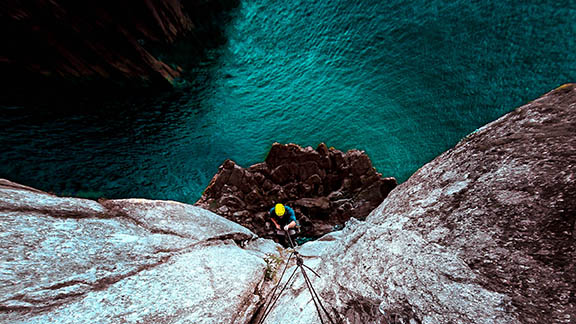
<box><xmin>0</xmin><ymin>179</ymin><xmax>280</xmax><ymax>323</ymax></box>
<box><xmin>255</xmin><ymin>84</ymin><xmax>576</xmax><ymax>323</ymax></box>
<box><xmin>195</xmin><ymin>143</ymin><xmax>397</xmax><ymax>239</ymax></box>
<box><xmin>0</xmin><ymin>0</ymin><xmax>237</xmax><ymax>90</ymax></box>
<box><xmin>2</xmin><ymin>84</ymin><xmax>574</xmax><ymax>323</ymax></box>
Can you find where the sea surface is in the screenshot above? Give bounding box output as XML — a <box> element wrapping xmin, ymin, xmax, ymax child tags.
<box><xmin>1</xmin><ymin>0</ymin><xmax>575</xmax><ymax>203</ymax></box>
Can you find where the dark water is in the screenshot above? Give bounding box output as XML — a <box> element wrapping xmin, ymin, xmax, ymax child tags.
<box><xmin>1</xmin><ymin>0</ymin><xmax>575</xmax><ymax>203</ymax></box>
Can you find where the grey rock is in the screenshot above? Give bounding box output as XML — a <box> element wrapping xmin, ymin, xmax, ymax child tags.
<box><xmin>256</xmin><ymin>85</ymin><xmax>576</xmax><ymax>324</ymax></box>
<box><xmin>5</xmin><ymin>241</ymin><xmax>267</xmax><ymax>324</ymax></box>
<box><xmin>244</xmin><ymin>238</ymin><xmax>284</xmax><ymax>258</ymax></box>
<box><xmin>101</xmin><ymin>198</ymin><xmax>256</xmax><ymax>242</ymax></box>
<box><xmin>0</xmin><ymin>184</ymin><xmax>105</xmax><ymax>218</ymax></box>
<box><xmin>0</xmin><ymin>179</ymin><xmax>50</xmax><ymax>194</ymax></box>
<box><xmin>0</xmin><ymin>183</ymin><xmax>273</xmax><ymax>324</ymax></box>
<box><xmin>352</xmin><ymin>84</ymin><xmax>576</xmax><ymax>324</ymax></box>
<box><xmin>3</xmin><ymin>84</ymin><xmax>575</xmax><ymax>324</ymax></box>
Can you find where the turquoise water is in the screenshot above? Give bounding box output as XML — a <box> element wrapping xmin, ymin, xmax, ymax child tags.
<box><xmin>1</xmin><ymin>0</ymin><xmax>575</xmax><ymax>203</ymax></box>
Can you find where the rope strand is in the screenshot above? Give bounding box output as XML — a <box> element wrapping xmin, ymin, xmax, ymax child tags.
<box><xmin>300</xmin><ymin>266</ymin><xmax>337</xmax><ymax>324</ymax></box>
<box><xmin>257</xmin><ymin>229</ymin><xmax>341</xmax><ymax>324</ymax></box>
<box><xmin>257</xmin><ymin>251</ymin><xmax>294</xmax><ymax>324</ymax></box>
<box><xmin>287</xmin><ymin>230</ymin><xmax>338</xmax><ymax>324</ymax></box>
<box><xmin>301</xmin><ymin>265</ymin><xmax>326</xmax><ymax>324</ymax></box>
<box><xmin>258</xmin><ymin>267</ymin><xmax>299</xmax><ymax>324</ymax></box>
<box><xmin>302</xmin><ymin>263</ymin><xmax>321</xmax><ymax>278</ymax></box>
<box><xmin>286</xmin><ymin>230</ymin><xmax>296</xmax><ymax>248</ymax></box>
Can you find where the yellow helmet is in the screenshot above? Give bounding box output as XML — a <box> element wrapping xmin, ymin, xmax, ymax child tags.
<box><xmin>275</xmin><ymin>203</ymin><xmax>285</xmax><ymax>216</ymax></box>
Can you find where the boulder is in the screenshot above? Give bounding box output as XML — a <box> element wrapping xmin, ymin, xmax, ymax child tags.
<box><xmin>0</xmin><ymin>181</ymin><xmax>280</xmax><ymax>323</ymax></box>
<box><xmin>254</xmin><ymin>84</ymin><xmax>576</xmax><ymax>323</ymax></box>
<box><xmin>196</xmin><ymin>143</ymin><xmax>397</xmax><ymax>239</ymax></box>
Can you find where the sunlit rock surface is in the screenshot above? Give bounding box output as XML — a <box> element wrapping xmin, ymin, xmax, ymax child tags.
<box><xmin>256</xmin><ymin>85</ymin><xmax>576</xmax><ymax>324</ymax></box>
<box><xmin>0</xmin><ymin>180</ymin><xmax>278</xmax><ymax>323</ymax></box>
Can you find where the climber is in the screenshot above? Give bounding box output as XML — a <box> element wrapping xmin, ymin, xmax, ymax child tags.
<box><xmin>268</xmin><ymin>203</ymin><xmax>298</xmax><ymax>246</ymax></box>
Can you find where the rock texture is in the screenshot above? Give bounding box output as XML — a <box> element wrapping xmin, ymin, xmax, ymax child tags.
<box><xmin>0</xmin><ymin>0</ymin><xmax>237</xmax><ymax>90</ymax></box>
<box><xmin>195</xmin><ymin>143</ymin><xmax>397</xmax><ymax>239</ymax></box>
<box><xmin>0</xmin><ymin>179</ymin><xmax>280</xmax><ymax>323</ymax></box>
<box><xmin>2</xmin><ymin>84</ymin><xmax>575</xmax><ymax>324</ymax></box>
<box><xmin>252</xmin><ymin>230</ymin><xmax>346</xmax><ymax>324</ymax></box>
<box><xmin>256</xmin><ymin>84</ymin><xmax>576</xmax><ymax>324</ymax></box>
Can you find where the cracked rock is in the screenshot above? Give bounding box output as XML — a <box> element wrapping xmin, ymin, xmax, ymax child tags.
<box><xmin>256</xmin><ymin>85</ymin><xmax>576</xmax><ymax>324</ymax></box>
<box><xmin>0</xmin><ymin>183</ymin><xmax>277</xmax><ymax>323</ymax></box>
<box><xmin>196</xmin><ymin>143</ymin><xmax>397</xmax><ymax>239</ymax></box>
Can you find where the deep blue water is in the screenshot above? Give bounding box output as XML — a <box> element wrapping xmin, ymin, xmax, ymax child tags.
<box><xmin>1</xmin><ymin>0</ymin><xmax>575</xmax><ymax>203</ymax></box>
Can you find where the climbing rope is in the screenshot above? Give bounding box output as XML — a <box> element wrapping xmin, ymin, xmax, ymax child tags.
<box><xmin>258</xmin><ymin>264</ymin><xmax>298</xmax><ymax>323</ymax></box>
<box><xmin>257</xmin><ymin>251</ymin><xmax>296</xmax><ymax>324</ymax></box>
<box><xmin>257</xmin><ymin>230</ymin><xmax>340</xmax><ymax>324</ymax></box>
<box><xmin>300</xmin><ymin>265</ymin><xmax>335</xmax><ymax>324</ymax></box>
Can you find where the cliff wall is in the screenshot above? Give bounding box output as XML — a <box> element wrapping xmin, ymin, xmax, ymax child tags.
<box><xmin>261</xmin><ymin>84</ymin><xmax>576</xmax><ymax>324</ymax></box>
<box><xmin>0</xmin><ymin>178</ymin><xmax>279</xmax><ymax>323</ymax></box>
<box><xmin>1</xmin><ymin>85</ymin><xmax>574</xmax><ymax>323</ymax></box>
<box><xmin>0</xmin><ymin>0</ymin><xmax>237</xmax><ymax>93</ymax></box>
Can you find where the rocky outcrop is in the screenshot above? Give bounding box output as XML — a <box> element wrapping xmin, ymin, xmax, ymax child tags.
<box><xmin>2</xmin><ymin>83</ymin><xmax>574</xmax><ymax>323</ymax></box>
<box><xmin>0</xmin><ymin>179</ymin><xmax>280</xmax><ymax>323</ymax></box>
<box><xmin>0</xmin><ymin>0</ymin><xmax>237</xmax><ymax>91</ymax></box>
<box><xmin>195</xmin><ymin>143</ymin><xmax>397</xmax><ymax>239</ymax></box>
<box><xmin>255</xmin><ymin>84</ymin><xmax>576</xmax><ymax>323</ymax></box>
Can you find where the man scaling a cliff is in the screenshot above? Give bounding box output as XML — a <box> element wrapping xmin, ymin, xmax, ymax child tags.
<box><xmin>268</xmin><ymin>203</ymin><xmax>298</xmax><ymax>246</ymax></box>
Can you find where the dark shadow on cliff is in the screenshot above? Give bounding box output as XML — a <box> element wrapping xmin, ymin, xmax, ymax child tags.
<box><xmin>0</xmin><ymin>0</ymin><xmax>239</xmax><ymax>104</ymax></box>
